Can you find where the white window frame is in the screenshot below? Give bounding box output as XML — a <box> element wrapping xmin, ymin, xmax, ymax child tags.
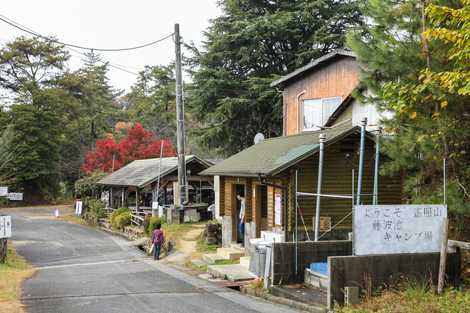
<box><xmin>302</xmin><ymin>96</ymin><xmax>342</xmax><ymax>131</ymax></box>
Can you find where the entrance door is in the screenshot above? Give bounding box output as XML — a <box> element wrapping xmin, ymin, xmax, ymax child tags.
<box><xmin>232</xmin><ymin>184</ymin><xmax>245</xmax><ymax>243</ymax></box>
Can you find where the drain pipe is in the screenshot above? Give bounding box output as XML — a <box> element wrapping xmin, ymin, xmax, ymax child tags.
<box><xmin>314</xmin><ymin>133</ymin><xmax>326</xmax><ymax>241</ymax></box>
<box><xmin>372</xmin><ymin>129</ymin><xmax>381</xmax><ymax>205</ymax></box>
<box><xmin>356</xmin><ymin>118</ymin><xmax>367</xmax><ymax>206</ymax></box>
<box><xmin>296</xmin><ymin>90</ymin><xmax>306</xmax><ymax>133</ymax></box>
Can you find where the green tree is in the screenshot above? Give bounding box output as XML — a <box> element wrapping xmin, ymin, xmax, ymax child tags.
<box><xmin>126</xmin><ymin>65</ymin><xmax>176</xmax><ymax>140</ymax></box>
<box><xmin>189</xmin><ymin>0</ymin><xmax>363</xmax><ymax>155</ymax></box>
<box><xmin>56</xmin><ymin>51</ymin><xmax>121</xmax><ymax>191</ymax></box>
<box><xmin>0</xmin><ymin>37</ymin><xmax>69</xmax><ymax>201</ymax></box>
<box><xmin>347</xmin><ymin>0</ymin><xmax>470</xmax><ymax>225</ymax></box>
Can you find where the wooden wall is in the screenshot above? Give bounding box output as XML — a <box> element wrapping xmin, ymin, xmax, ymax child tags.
<box><xmin>286</xmin><ymin>134</ymin><xmax>402</xmax><ymax>232</ymax></box>
<box><xmin>282</xmin><ymin>57</ymin><xmax>359</xmax><ymax>136</ymax></box>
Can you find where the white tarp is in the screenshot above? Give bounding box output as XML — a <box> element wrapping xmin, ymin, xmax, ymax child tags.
<box><xmin>0</xmin><ymin>187</ymin><xmax>8</xmax><ymax>197</ymax></box>
<box><xmin>7</xmin><ymin>193</ymin><xmax>23</xmax><ymax>201</ymax></box>
<box><xmin>0</xmin><ymin>216</ymin><xmax>12</xmax><ymax>238</ymax></box>
<box><xmin>353</xmin><ymin>205</ymin><xmax>447</xmax><ymax>256</ymax></box>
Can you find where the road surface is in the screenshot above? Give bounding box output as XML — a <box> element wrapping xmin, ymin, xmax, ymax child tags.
<box><xmin>6</xmin><ymin>207</ymin><xmax>301</xmax><ymax>313</ymax></box>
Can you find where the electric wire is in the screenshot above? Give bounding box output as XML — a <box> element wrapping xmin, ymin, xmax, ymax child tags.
<box><xmin>0</xmin><ymin>14</ymin><xmax>174</xmax><ymax>52</ymax></box>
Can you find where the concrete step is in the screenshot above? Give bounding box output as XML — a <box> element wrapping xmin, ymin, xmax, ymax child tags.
<box><xmin>216</xmin><ymin>247</ymin><xmax>245</xmax><ymax>261</ymax></box>
<box><xmin>239</xmin><ymin>256</ymin><xmax>250</xmax><ymax>269</ymax></box>
<box><xmin>202</xmin><ymin>253</ymin><xmax>226</xmax><ymax>264</ymax></box>
<box><xmin>191</xmin><ymin>259</ymin><xmax>208</xmax><ymax>268</ymax></box>
<box><xmin>208</xmin><ymin>264</ymin><xmax>256</xmax><ymax>282</ymax></box>
<box><xmin>230</xmin><ymin>243</ymin><xmax>244</xmax><ymax>249</ymax></box>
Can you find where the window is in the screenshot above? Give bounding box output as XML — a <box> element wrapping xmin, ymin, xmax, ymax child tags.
<box><xmin>303</xmin><ymin>97</ymin><xmax>342</xmax><ymax>131</ymax></box>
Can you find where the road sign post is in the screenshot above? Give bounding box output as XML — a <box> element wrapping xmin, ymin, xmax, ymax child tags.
<box><xmin>0</xmin><ymin>215</ymin><xmax>12</xmax><ymax>263</ymax></box>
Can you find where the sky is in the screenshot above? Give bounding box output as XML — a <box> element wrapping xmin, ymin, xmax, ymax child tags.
<box><xmin>0</xmin><ymin>0</ymin><xmax>221</xmax><ymax>92</ymax></box>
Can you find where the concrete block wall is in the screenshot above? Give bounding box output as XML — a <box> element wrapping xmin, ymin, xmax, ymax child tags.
<box><xmin>272</xmin><ymin>240</ymin><xmax>352</xmax><ymax>285</ymax></box>
<box><xmin>327</xmin><ymin>252</ymin><xmax>461</xmax><ymax>309</ymax></box>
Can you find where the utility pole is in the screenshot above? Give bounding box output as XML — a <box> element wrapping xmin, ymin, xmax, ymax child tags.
<box><xmin>174</xmin><ymin>23</ymin><xmax>187</xmax><ymax>208</ymax></box>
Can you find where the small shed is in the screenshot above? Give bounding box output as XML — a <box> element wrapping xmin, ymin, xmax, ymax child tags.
<box><xmin>201</xmin><ymin>123</ymin><xmax>402</xmax><ymax>247</ymax></box>
<box><xmin>98</xmin><ymin>155</ymin><xmax>214</xmax><ymax>220</ymax></box>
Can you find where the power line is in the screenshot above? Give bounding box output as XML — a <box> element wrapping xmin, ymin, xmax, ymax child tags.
<box><xmin>67</xmin><ymin>47</ymin><xmax>139</xmax><ymax>76</ymax></box>
<box><xmin>0</xmin><ymin>14</ymin><xmax>174</xmax><ymax>52</ymax></box>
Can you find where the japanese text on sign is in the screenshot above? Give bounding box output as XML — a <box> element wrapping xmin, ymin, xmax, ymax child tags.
<box><xmin>0</xmin><ymin>216</ymin><xmax>12</xmax><ymax>239</ymax></box>
<box><xmin>353</xmin><ymin>205</ymin><xmax>447</xmax><ymax>256</ymax></box>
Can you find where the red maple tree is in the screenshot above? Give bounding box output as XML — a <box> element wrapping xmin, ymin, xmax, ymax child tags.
<box><xmin>81</xmin><ymin>123</ymin><xmax>176</xmax><ymax>174</ymax></box>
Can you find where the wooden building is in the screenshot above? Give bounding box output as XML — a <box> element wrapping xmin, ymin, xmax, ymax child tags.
<box><xmin>98</xmin><ymin>155</ymin><xmax>215</xmax><ymax>221</ymax></box>
<box><xmin>202</xmin><ymin>50</ymin><xmax>402</xmax><ymax>247</ymax></box>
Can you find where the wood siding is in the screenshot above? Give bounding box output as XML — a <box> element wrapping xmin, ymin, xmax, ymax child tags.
<box><xmin>283</xmin><ymin>57</ymin><xmax>359</xmax><ymax>136</ymax></box>
<box><xmin>287</xmin><ymin>134</ymin><xmax>402</xmax><ymax>232</ymax></box>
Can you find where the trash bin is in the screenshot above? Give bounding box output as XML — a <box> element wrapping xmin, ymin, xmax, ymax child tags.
<box><xmin>249</xmin><ymin>244</ymin><xmax>267</xmax><ymax>277</ymax></box>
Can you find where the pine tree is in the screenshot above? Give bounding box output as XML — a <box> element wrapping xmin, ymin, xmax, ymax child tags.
<box><xmin>347</xmin><ymin>0</ymin><xmax>470</xmax><ymax>221</ymax></box>
<box><xmin>189</xmin><ymin>0</ymin><xmax>363</xmax><ymax>155</ymax></box>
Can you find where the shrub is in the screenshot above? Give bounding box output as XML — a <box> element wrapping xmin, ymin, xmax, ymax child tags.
<box><xmin>110</xmin><ymin>208</ymin><xmax>131</xmax><ymax>230</ymax></box>
<box><xmin>83</xmin><ymin>198</ymin><xmax>106</xmax><ymax>225</ymax></box>
<box><xmin>114</xmin><ymin>211</ymin><xmax>131</xmax><ymax>230</ymax></box>
<box><xmin>147</xmin><ymin>216</ymin><xmax>165</xmax><ymax>236</ymax></box>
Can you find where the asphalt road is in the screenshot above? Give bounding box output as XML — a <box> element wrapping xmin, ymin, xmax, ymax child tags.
<box><xmin>6</xmin><ymin>207</ymin><xmax>301</xmax><ymax>313</ymax></box>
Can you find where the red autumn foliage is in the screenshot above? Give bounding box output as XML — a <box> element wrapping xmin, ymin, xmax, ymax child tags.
<box><xmin>81</xmin><ymin>123</ymin><xmax>176</xmax><ymax>174</ymax></box>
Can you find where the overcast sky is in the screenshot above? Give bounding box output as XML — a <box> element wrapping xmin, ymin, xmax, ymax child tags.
<box><xmin>0</xmin><ymin>0</ymin><xmax>221</xmax><ymax>92</ymax></box>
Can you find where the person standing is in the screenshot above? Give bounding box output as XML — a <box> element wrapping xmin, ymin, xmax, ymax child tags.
<box><xmin>151</xmin><ymin>224</ymin><xmax>164</xmax><ymax>260</ymax></box>
<box><xmin>237</xmin><ymin>195</ymin><xmax>245</xmax><ymax>245</ymax></box>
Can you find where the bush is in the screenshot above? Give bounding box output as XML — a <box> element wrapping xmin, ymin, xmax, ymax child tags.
<box><xmin>114</xmin><ymin>212</ymin><xmax>131</xmax><ymax>230</ymax></box>
<box><xmin>83</xmin><ymin>198</ymin><xmax>106</xmax><ymax>225</ymax></box>
<box><xmin>147</xmin><ymin>216</ymin><xmax>165</xmax><ymax>236</ymax></box>
<box><xmin>110</xmin><ymin>208</ymin><xmax>131</xmax><ymax>230</ymax></box>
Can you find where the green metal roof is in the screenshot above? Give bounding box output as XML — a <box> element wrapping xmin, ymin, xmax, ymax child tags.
<box><xmin>200</xmin><ymin>124</ymin><xmax>360</xmax><ymax>177</ymax></box>
<box><xmin>98</xmin><ymin>155</ymin><xmax>212</xmax><ymax>188</ymax></box>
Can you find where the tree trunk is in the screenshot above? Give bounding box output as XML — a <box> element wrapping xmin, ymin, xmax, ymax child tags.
<box><xmin>0</xmin><ymin>238</ymin><xmax>7</xmax><ymax>263</ymax></box>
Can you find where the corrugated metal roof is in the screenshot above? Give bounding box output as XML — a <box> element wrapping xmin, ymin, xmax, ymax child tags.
<box><xmin>270</xmin><ymin>49</ymin><xmax>356</xmax><ymax>88</ymax></box>
<box><xmin>200</xmin><ymin>123</ymin><xmax>360</xmax><ymax>177</ymax></box>
<box><xmin>98</xmin><ymin>155</ymin><xmax>211</xmax><ymax>188</ymax></box>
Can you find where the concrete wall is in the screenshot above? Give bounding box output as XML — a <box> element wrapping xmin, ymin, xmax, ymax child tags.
<box><xmin>272</xmin><ymin>241</ymin><xmax>352</xmax><ymax>285</ymax></box>
<box><xmin>222</xmin><ymin>216</ymin><xmax>232</xmax><ymax>248</ymax></box>
<box><xmin>327</xmin><ymin>252</ymin><xmax>461</xmax><ymax>309</ymax></box>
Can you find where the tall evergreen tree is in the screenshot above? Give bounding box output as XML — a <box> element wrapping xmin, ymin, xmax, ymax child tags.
<box><xmin>0</xmin><ymin>37</ymin><xmax>68</xmax><ymax>201</ymax></box>
<box><xmin>189</xmin><ymin>0</ymin><xmax>363</xmax><ymax>155</ymax></box>
<box><xmin>347</xmin><ymin>0</ymin><xmax>470</xmax><ymax>224</ymax></box>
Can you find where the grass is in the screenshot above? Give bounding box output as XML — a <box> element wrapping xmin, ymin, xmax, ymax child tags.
<box><xmin>336</xmin><ymin>286</ymin><xmax>470</xmax><ymax>313</ymax></box>
<box><xmin>0</xmin><ymin>245</ymin><xmax>34</xmax><ymax>313</ymax></box>
<box><xmin>59</xmin><ymin>214</ymin><xmax>88</xmax><ymax>225</ymax></box>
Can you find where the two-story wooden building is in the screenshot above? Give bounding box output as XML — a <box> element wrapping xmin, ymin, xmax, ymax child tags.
<box><xmin>202</xmin><ymin>50</ymin><xmax>401</xmax><ymax>248</ymax></box>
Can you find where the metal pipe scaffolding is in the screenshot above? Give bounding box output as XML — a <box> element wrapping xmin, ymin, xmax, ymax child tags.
<box><xmin>372</xmin><ymin>129</ymin><xmax>380</xmax><ymax>205</ymax></box>
<box><xmin>356</xmin><ymin>118</ymin><xmax>367</xmax><ymax>205</ymax></box>
<box><xmin>314</xmin><ymin>133</ymin><xmax>326</xmax><ymax>242</ymax></box>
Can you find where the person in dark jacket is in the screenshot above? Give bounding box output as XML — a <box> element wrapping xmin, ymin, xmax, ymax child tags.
<box><xmin>151</xmin><ymin>224</ymin><xmax>164</xmax><ymax>260</ymax></box>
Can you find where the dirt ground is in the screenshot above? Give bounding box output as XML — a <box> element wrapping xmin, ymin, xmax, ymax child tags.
<box><xmin>163</xmin><ymin>224</ymin><xmax>205</xmax><ymax>266</ymax></box>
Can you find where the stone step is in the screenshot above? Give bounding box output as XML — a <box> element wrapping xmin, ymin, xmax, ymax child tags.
<box><xmin>216</xmin><ymin>247</ymin><xmax>245</xmax><ymax>261</ymax></box>
<box><xmin>230</xmin><ymin>243</ymin><xmax>244</xmax><ymax>249</ymax></box>
<box><xmin>202</xmin><ymin>253</ymin><xmax>226</xmax><ymax>264</ymax></box>
<box><xmin>208</xmin><ymin>264</ymin><xmax>256</xmax><ymax>282</ymax></box>
<box><xmin>239</xmin><ymin>256</ymin><xmax>250</xmax><ymax>269</ymax></box>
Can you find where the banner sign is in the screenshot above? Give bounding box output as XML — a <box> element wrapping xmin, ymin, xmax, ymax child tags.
<box><xmin>353</xmin><ymin>205</ymin><xmax>447</xmax><ymax>256</ymax></box>
<box><xmin>0</xmin><ymin>216</ymin><xmax>11</xmax><ymax>239</ymax></box>
<box><xmin>7</xmin><ymin>193</ymin><xmax>23</xmax><ymax>201</ymax></box>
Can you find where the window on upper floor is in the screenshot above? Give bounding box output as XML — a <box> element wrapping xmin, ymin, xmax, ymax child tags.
<box><xmin>303</xmin><ymin>97</ymin><xmax>342</xmax><ymax>131</ymax></box>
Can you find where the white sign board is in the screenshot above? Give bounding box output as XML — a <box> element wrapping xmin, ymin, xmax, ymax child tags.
<box><xmin>7</xmin><ymin>193</ymin><xmax>23</xmax><ymax>201</ymax></box>
<box><xmin>75</xmin><ymin>201</ymin><xmax>83</xmax><ymax>216</ymax></box>
<box><xmin>0</xmin><ymin>186</ymin><xmax>8</xmax><ymax>197</ymax></box>
<box><xmin>0</xmin><ymin>216</ymin><xmax>12</xmax><ymax>239</ymax></box>
<box><xmin>274</xmin><ymin>193</ymin><xmax>282</xmax><ymax>226</ymax></box>
<box><xmin>353</xmin><ymin>205</ymin><xmax>447</xmax><ymax>256</ymax></box>
<box><xmin>101</xmin><ymin>191</ymin><xmax>109</xmax><ymax>202</ymax></box>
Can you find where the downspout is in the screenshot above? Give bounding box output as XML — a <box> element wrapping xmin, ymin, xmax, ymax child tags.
<box><xmin>314</xmin><ymin>133</ymin><xmax>326</xmax><ymax>242</ymax></box>
<box><xmin>296</xmin><ymin>90</ymin><xmax>306</xmax><ymax>133</ymax></box>
<box><xmin>356</xmin><ymin>117</ymin><xmax>367</xmax><ymax>205</ymax></box>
